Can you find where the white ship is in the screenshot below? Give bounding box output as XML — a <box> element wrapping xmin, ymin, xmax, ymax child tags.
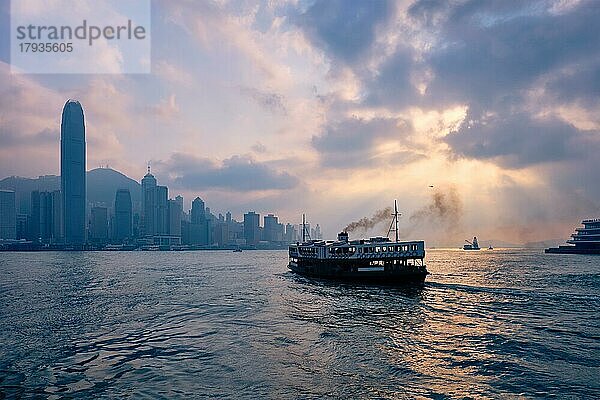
<box><xmin>546</xmin><ymin>218</ymin><xmax>600</xmax><ymax>255</ymax></box>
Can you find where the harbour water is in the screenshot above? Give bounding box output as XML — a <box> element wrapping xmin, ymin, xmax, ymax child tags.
<box><xmin>1</xmin><ymin>249</ymin><xmax>598</xmax><ymax>398</ymax></box>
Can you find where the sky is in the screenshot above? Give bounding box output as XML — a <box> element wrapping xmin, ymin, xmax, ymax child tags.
<box><xmin>0</xmin><ymin>0</ymin><xmax>599</xmax><ymax>244</ymax></box>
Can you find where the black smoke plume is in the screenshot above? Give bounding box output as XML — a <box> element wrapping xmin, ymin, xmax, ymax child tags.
<box><xmin>344</xmin><ymin>207</ymin><xmax>393</xmax><ymax>233</ymax></box>
<box><xmin>405</xmin><ymin>187</ymin><xmax>463</xmax><ymax>236</ymax></box>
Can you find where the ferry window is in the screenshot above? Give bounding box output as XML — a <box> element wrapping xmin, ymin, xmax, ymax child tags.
<box><xmin>376</xmin><ymin>246</ymin><xmax>380</xmax><ymax>252</ymax></box>
<box><xmin>382</xmin><ymin>246</ymin><xmax>387</xmax><ymax>252</ymax></box>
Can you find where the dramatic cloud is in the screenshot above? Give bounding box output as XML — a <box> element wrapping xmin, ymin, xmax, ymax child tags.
<box><xmin>444</xmin><ymin>113</ymin><xmax>600</xmax><ymax>169</ymax></box>
<box><xmin>422</xmin><ymin>0</ymin><xmax>600</xmax><ymax>108</ymax></box>
<box><xmin>156</xmin><ymin>153</ymin><xmax>299</xmax><ymax>192</ymax></box>
<box><xmin>297</xmin><ymin>0</ymin><xmax>395</xmax><ymax>64</ymax></box>
<box><xmin>312</xmin><ymin>117</ymin><xmax>419</xmax><ymax>168</ymax></box>
<box><xmin>0</xmin><ymin>128</ymin><xmax>57</xmax><ymax>148</ymax></box>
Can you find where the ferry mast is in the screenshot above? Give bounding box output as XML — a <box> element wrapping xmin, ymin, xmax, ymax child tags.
<box><xmin>302</xmin><ymin>213</ymin><xmax>311</xmax><ymax>243</ymax></box>
<box><xmin>387</xmin><ymin>200</ymin><xmax>401</xmax><ymax>242</ymax></box>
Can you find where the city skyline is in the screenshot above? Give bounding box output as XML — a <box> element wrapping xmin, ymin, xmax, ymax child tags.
<box><xmin>0</xmin><ymin>99</ymin><xmax>323</xmax><ymax>249</ymax></box>
<box><xmin>0</xmin><ymin>1</ymin><xmax>599</xmax><ymax>244</ymax></box>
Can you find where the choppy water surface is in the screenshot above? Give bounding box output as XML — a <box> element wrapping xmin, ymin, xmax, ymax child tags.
<box><xmin>0</xmin><ymin>249</ymin><xmax>598</xmax><ymax>398</ymax></box>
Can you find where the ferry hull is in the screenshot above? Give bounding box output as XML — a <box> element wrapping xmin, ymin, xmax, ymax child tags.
<box><xmin>288</xmin><ymin>259</ymin><xmax>427</xmax><ymax>284</ymax></box>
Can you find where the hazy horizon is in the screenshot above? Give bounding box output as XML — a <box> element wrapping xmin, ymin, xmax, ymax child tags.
<box><xmin>1</xmin><ymin>0</ymin><xmax>599</xmax><ymax>243</ymax></box>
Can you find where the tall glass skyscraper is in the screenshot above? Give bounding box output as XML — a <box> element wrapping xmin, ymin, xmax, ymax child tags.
<box><xmin>61</xmin><ymin>100</ymin><xmax>86</xmax><ymax>245</ymax></box>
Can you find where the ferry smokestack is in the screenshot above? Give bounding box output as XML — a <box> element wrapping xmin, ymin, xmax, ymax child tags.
<box><xmin>338</xmin><ymin>232</ymin><xmax>349</xmax><ymax>242</ymax></box>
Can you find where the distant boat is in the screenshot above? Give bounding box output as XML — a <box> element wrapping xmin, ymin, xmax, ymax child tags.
<box><xmin>488</xmin><ymin>245</ymin><xmax>494</xmax><ymax>250</ymax></box>
<box><xmin>233</xmin><ymin>248</ymin><xmax>242</xmax><ymax>253</ymax></box>
<box><xmin>463</xmin><ymin>237</ymin><xmax>481</xmax><ymax>250</ymax></box>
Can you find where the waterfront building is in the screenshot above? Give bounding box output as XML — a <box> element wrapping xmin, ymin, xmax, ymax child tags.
<box><xmin>141</xmin><ymin>167</ymin><xmax>157</xmax><ymax>236</ymax></box>
<box><xmin>156</xmin><ymin>185</ymin><xmax>169</xmax><ymax>235</ymax></box>
<box><xmin>51</xmin><ymin>190</ymin><xmax>63</xmax><ymax>241</ymax></box>
<box><xmin>61</xmin><ymin>100</ymin><xmax>86</xmax><ymax>245</ymax></box>
<box><xmin>29</xmin><ymin>191</ymin><xmax>40</xmax><ymax>241</ymax></box>
<box><xmin>0</xmin><ymin>190</ymin><xmax>16</xmax><ymax>239</ymax></box>
<box><xmin>89</xmin><ymin>206</ymin><xmax>108</xmax><ymax>244</ymax></box>
<box><xmin>244</xmin><ymin>211</ymin><xmax>260</xmax><ymax>245</ymax></box>
<box><xmin>114</xmin><ymin>189</ymin><xmax>132</xmax><ymax>242</ymax></box>
<box><xmin>285</xmin><ymin>223</ymin><xmax>297</xmax><ymax>243</ymax></box>
<box><xmin>187</xmin><ymin>197</ymin><xmax>211</xmax><ymax>245</ymax></box>
<box><xmin>39</xmin><ymin>191</ymin><xmax>57</xmax><ymax>242</ymax></box>
<box><xmin>175</xmin><ymin>195</ymin><xmax>184</xmax><ymax>213</ymax></box>
<box><xmin>16</xmin><ymin>214</ymin><xmax>28</xmax><ymax>240</ymax></box>
<box><xmin>213</xmin><ymin>222</ymin><xmax>229</xmax><ymax>247</ymax></box>
<box><xmin>191</xmin><ymin>197</ymin><xmax>206</xmax><ymax>224</ymax></box>
<box><xmin>168</xmin><ymin>198</ymin><xmax>182</xmax><ymax>237</ymax></box>
<box><xmin>263</xmin><ymin>214</ymin><xmax>278</xmax><ymax>242</ymax></box>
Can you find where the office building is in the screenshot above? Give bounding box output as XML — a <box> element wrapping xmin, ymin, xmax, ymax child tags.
<box><xmin>29</xmin><ymin>190</ymin><xmax>40</xmax><ymax>241</ymax></box>
<box><xmin>0</xmin><ymin>190</ymin><xmax>16</xmax><ymax>239</ymax></box>
<box><xmin>141</xmin><ymin>167</ymin><xmax>157</xmax><ymax>237</ymax></box>
<box><xmin>51</xmin><ymin>190</ymin><xmax>63</xmax><ymax>241</ymax></box>
<box><xmin>114</xmin><ymin>189</ymin><xmax>132</xmax><ymax>242</ymax></box>
<box><xmin>156</xmin><ymin>185</ymin><xmax>169</xmax><ymax>235</ymax></box>
<box><xmin>168</xmin><ymin>199</ymin><xmax>182</xmax><ymax>237</ymax></box>
<box><xmin>61</xmin><ymin>99</ymin><xmax>86</xmax><ymax>245</ymax></box>
<box><xmin>89</xmin><ymin>206</ymin><xmax>108</xmax><ymax>244</ymax></box>
<box><xmin>244</xmin><ymin>211</ymin><xmax>260</xmax><ymax>245</ymax></box>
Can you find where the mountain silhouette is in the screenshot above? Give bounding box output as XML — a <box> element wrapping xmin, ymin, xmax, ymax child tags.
<box><xmin>87</xmin><ymin>168</ymin><xmax>141</xmax><ymax>208</ymax></box>
<box><xmin>0</xmin><ymin>168</ymin><xmax>141</xmax><ymax>214</ymax></box>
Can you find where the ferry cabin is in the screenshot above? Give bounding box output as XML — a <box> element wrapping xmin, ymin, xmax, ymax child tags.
<box><xmin>289</xmin><ymin>233</ymin><xmax>426</xmax><ymax>271</ymax></box>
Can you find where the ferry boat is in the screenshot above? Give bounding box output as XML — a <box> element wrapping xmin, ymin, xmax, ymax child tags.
<box><xmin>288</xmin><ymin>202</ymin><xmax>427</xmax><ymax>284</ymax></box>
<box><xmin>545</xmin><ymin>218</ymin><xmax>600</xmax><ymax>255</ymax></box>
<box><xmin>463</xmin><ymin>237</ymin><xmax>480</xmax><ymax>250</ymax></box>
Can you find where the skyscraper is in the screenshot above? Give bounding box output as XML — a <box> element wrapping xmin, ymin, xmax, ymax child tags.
<box><xmin>175</xmin><ymin>195</ymin><xmax>184</xmax><ymax>213</ymax></box>
<box><xmin>168</xmin><ymin>199</ymin><xmax>182</xmax><ymax>237</ymax></box>
<box><xmin>263</xmin><ymin>214</ymin><xmax>278</xmax><ymax>242</ymax></box>
<box><xmin>156</xmin><ymin>186</ymin><xmax>169</xmax><ymax>235</ymax></box>
<box><xmin>39</xmin><ymin>191</ymin><xmax>53</xmax><ymax>241</ymax></box>
<box><xmin>114</xmin><ymin>189</ymin><xmax>132</xmax><ymax>242</ymax></box>
<box><xmin>191</xmin><ymin>197</ymin><xmax>206</xmax><ymax>224</ymax></box>
<box><xmin>29</xmin><ymin>190</ymin><xmax>40</xmax><ymax>241</ymax></box>
<box><xmin>189</xmin><ymin>197</ymin><xmax>210</xmax><ymax>245</ymax></box>
<box><xmin>89</xmin><ymin>206</ymin><xmax>108</xmax><ymax>244</ymax></box>
<box><xmin>141</xmin><ymin>166</ymin><xmax>157</xmax><ymax>237</ymax></box>
<box><xmin>0</xmin><ymin>190</ymin><xmax>16</xmax><ymax>239</ymax></box>
<box><xmin>244</xmin><ymin>211</ymin><xmax>260</xmax><ymax>245</ymax></box>
<box><xmin>61</xmin><ymin>100</ymin><xmax>86</xmax><ymax>245</ymax></box>
<box><xmin>51</xmin><ymin>190</ymin><xmax>63</xmax><ymax>241</ymax></box>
